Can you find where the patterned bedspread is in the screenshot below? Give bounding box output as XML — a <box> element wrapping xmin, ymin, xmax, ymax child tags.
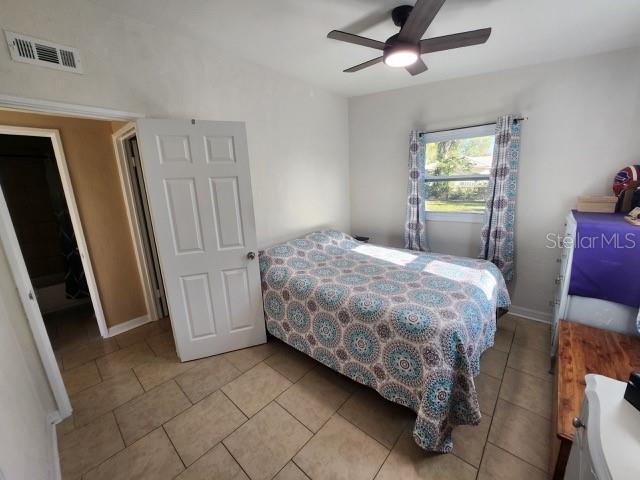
<box><xmin>259</xmin><ymin>230</ymin><xmax>510</xmax><ymax>452</ymax></box>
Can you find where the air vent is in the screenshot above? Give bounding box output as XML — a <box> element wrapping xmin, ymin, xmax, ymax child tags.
<box><xmin>60</xmin><ymin>49</ymin><xmax>76</xmax><ymax>68</ymax></box>
<box><xmin>4</xmin><ymin>30</ymin><xmax>83</xmax><ymax>74</ymax></box>
<box><xmin>14</xmin><ymin>37</ymin><xmax>35</xmax><ymax>59</ymax></box>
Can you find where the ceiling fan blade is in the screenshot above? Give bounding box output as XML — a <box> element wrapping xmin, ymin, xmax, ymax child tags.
<box><xmin>344</xmin><ymin>56</ymin><xmax>383</xmax><ymax>73</ymax></box>
<box><xmin>339</xmin><ymin>8</ymin><xmax>393</xmax><ymax>35</ymax></box>
<box><xmin>398</xmin><ymin>0</ymin><xmax>447</xmax><ymax>44</ymax></box>
<box><xmin>405</xmin><ymin>58</ymin><xmax>428</xmax><ymax>76</ymax></box>
<box><xmin>327</xmin><ymin>30</ymin><xmax>386</xmax><ymax>50</ymax></box>
<box><xmin>420</xmin><ymin>28</ymin><xmax>492</xmax><ymax>54</ymax></box>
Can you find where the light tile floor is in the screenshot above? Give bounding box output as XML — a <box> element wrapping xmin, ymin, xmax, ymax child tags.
<box><xmin>53</xmin><ymin>312</ymin><xmax>553</xmax><ymax>479</ymax></box>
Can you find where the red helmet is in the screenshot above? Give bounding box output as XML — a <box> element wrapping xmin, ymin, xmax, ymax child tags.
<box><xmin>613</xmin><ymin>165</ymin><xmax>640</xmax><ymax>197</ymax></box>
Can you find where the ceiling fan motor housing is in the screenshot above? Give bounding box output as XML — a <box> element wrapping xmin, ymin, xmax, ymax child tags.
<box><xmin>385</xmin><ymin>7</ymin><xmax>420</xmax><ymax>67</ymax></box>
<box><xmin>391</xmin><ymin>5</ymin><xmax>414</xmax><ymax>27</ymax></box>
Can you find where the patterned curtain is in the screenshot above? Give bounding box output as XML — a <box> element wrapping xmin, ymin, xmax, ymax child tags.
<box><xmin>479</xmin><ymin>115</ymin><xmax>521</xmax><ymax>282</ymax></box>
<box><xmin>404</xmin><ymin>131</ymin><xmax>429</xmax><ymax>251</ymax></box>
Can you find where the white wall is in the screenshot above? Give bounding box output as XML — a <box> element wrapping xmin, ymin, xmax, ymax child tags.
<box><xmin>0</xmin><ymin>0</ymin><xmax>351</xmax><ymax>476</ymax></box>
<box><xmin>349</xmin><ymin>48</ymin><xmax>640</xmax><ymax>319</ymax></box>
<box><xmin>0</xmin><ymin>244</ymin><xmax>57</xmax><ymax>480</ymax></box>
<box><xmin>0</xmin><ymin>0</ymin><xmax>351</xmax><ymax>249</ymax></box>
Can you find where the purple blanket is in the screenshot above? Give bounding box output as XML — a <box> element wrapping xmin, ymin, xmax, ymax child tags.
<box><xmin>568</xmin><ymin>211</ymin><xmax>640</xmax><ymax>309</ymax></box>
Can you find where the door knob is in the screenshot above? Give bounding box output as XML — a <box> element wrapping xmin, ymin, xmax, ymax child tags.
<box><xmin>247</xmin><ymin>251</ymin><xmax>256</xmax><ymax>260</ymax></box>
<box><xmin>572</xmin><ymin>417</ymin><xmax>585</xmax><ymax>429</ymax></box>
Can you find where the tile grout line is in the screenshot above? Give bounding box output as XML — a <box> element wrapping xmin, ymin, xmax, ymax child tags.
<box><xmin>97</xmin><ymin>378</ymin><xmax>218</xmax><ymax>474</ymax></box>
<box><xmin>138</xmin><ymin>354</ymin><xmax>202</xmax><ymax>394</ymax></box>
<box><xmin>66</xmin><ymin>330</ymin><xmax>553</xmax><ymax>479</ymax></box>
<box><xmin>123</xmin><ymin>344</ymin><xmax>294</xmax><ymax>472</ymax></box>
<box><xmin>94</xmin><ymin>359</ymin><xmax>103</xmax><ymax>383</ymax></box>
<box><xmin>76</xmin><ymin>388</ymin><xmax>189</xmax><ymax>477</ymax></box>
<box><xmin>275</xmin><ymin>339</ymin><xmax>523</xmax><ymax>478</ymax></box>
<box><xmin>503</xmin><ymin>363</ymin><xmax>554</xmax><ymax>384</ymax></box>
<box><xmin>57</xmin><ymin>317</ymin><xmax>169</xmax><ymax>474</ymax></box>
<box><xmin>172</xmin><ymin>373</ymin><xmax>195</xmax><ymax>405</ymax></box>
<box><xmin>161</xmin><ymin>424</ymin><xmax>187</xmax><ymax>471</ymax></box>
<box><xmin>450</xmin><ymin>438</ymin><xmax>484</xmax><ymax>474</ymax></box>
<box><xmin>73</xmin><ymin>411</ymin><xmax>128</xmax><ymax>479</ymax></box>
<box><xmin>271</xmin><ymin>457</ymin><xmax>311</xmax><ymax>480</ymax></box>
<box><xmin>219</xmin><ymin>388</ymin><xmax>252</xmax><ymax>420</ymax></box>
<box><xmin>118</xmin><ymin>379</ymin><xmax>193</xmax><ymax>444</ymax></box>
<box><xmin>500</xmin><ymin>348</ymin><xmax>554</xmax><ymax>418</ymax></box>
<box><xmin>218</xmin><ymin>434</ymin><xmax>260</xmax><ymax>480</ymax></box>
<box><xmin>370</xmin><ymin>418</ymin><xmax>405</xmax><ymax>480</ymax></box>
<box><xmin>219</xmin><ymin>442</ymin><xmax>253</xmax><ymax>480</ymax></box>
<box><xmin>284</xmin><ymin>384</ymin><xmax>376</xmax><ymax>478</ymax></box>
<box><xmin>475</xmin><ymin>353</ymin><xmax>506</xmax><ymax>479</ymax></box>
<box><xmin>173</xmin><ymin>389</ymin><xmax>254</xmax><ymax>469</ymax></box>
<box><xmin>493</xmin><ymin>397</ymin><xmax>553</xmax><ymax>429</ymax></box>
<box><xmin>332</xmin><ymin>397</ymin><xmax>408</xmax><ymax>454</ymax></box>
<box><xmin>477</xmin><ymin>324</ymin><xmax>553</xmax><ymax>477</ymax></box>
<box><xmin>128</xmin><ymin>366</ymin><xmax>146</xmax><ymax>396</ymax></box>
<box><xmin>271</xmin><ymin>355</ymin><xmax>453</xmax><ymax>478</ymax></box>
<box><xmin>225</xmin><ymin>358</ymin><xmax>356</xmax><ymax>479</ymax></box>
<box><xmin>62</xmin><ymin>361</ymin><xmax>105</xmax><ymax>397</ymax></box>
<box><xmin>110</xmin><ymin>409</ymin><xmax>128</xmax><ymax>451</ymax></box>
<box><xmin>474</xmin><ymin>321</ymin><xmax>516</xmax><ymax>479</ymax></box>
<box><xmin>485</xmin><ymin>441</ymin><xmax>551</xmax><ymax>476</ymax></box>
<box><xmin>174</xmin><ymin>383</ymin><xmax>306</xmax><ymax>477</ymax></box>
<box><xmin>71</xmin><ymin>366</ymin><xmax>147</xmax><ymax>475</ymax></box>
<box><xmin>82</xmin><ymin>425</ymin><xmax>181</xmax><ymax>478</ymax></box>
<box><xmin>60</xmin><ymin>339</ymin><xmax>119</xmax><ymax>372</ymax></box>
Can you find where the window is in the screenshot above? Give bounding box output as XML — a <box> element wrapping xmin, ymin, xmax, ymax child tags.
<box><xmin>423</xmin><ymin>124</ymin><xmax>495</xmax><ymax>222</ymax></box>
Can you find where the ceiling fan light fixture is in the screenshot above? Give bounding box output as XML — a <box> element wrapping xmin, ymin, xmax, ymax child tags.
<box><xmin>328</xmin><ymin>0</ymin><xmax>492</xmax><ymax>75</ymax></box>
<box><xmin>383</xmin><ymin>45</ymin><xmax>419</xmax><ymax>68</ymax></box>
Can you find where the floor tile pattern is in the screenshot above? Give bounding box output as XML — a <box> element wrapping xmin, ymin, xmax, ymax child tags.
<box><xmin>53</xmin><ymin>311</ymin><xmax>553</xmax><ymax>479</ymax></box>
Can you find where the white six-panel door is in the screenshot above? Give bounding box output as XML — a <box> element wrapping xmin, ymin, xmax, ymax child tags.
<box><xmin>135</xmin><ymin>119</ymin><xmax>265</xmax><ymax>361</ymax></box>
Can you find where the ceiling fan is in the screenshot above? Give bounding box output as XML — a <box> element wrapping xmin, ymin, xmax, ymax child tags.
<box><xmin>327</xmin><ymin>0</ymin><xmax>491</xmax><ymax>76</ymax></box>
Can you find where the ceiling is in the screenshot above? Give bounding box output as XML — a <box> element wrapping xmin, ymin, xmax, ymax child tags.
<box><xmin>98</xmin><ymin>0</ymin><xmax>640</xmax><ymax>97</ymax></box>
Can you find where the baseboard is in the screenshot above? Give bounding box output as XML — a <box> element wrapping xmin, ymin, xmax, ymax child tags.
<box><xmin>47</xmin><ymin>412</ymin><xmax>62</xmax><ymax>480</ymax></box>
<box><xmin>508</xmin><ymin>305</ymin><xmax>552</xmax><ymax>324</ymax></box>
<box><xmin>106</xmin><ymin>314</ymin><xmax>152</xmax><ymax>337</ymax></box>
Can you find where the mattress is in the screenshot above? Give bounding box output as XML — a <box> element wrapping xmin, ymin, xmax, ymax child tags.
<box><xmin>259</xmin><ymin>230</ymin><xmax>510</xmax><ymax>452</ymax></box>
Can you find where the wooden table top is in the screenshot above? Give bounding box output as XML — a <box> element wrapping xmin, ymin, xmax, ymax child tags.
<box><xmin>556</xmin><ymin>319</ymin><xmax>640</xmax><ymax>441</ymax></box>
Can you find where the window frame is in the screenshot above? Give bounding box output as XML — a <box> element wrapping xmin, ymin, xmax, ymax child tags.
<box><xmin>422</xmin><ymin>123</ymin><xmax>495</xmax><ymax>223</ymax></box>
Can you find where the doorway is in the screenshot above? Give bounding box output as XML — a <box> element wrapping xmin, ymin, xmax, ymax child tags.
<box><xmin>0</xmin><ymin>123</ymin><xmax>115</xmax><ymax>416</ymax></box>
<box><xmin>0</xmin><ymin>133</ymin><xmax>101</xmax><ymax>352</ymax></box>
<box><xmin>0</xmin><ymin>98</ymin><xmax>266</xmax><ymax>420</ymax></box>
<box><xmin>123</xmin><ymin>134</ymin><xmax>168</xmax><ymax>319</ymax></box>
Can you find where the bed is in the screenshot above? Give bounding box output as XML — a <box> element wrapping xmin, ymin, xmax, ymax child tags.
<box><xmin>259</xmin><ymin>230</ymin><xmax>510</xmax><ymax>452</ymax></box>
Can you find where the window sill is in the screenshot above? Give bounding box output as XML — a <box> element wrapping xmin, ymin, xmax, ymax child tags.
<box><xmin>425</xmin><ymin>211</ymin><xmax>485</xmax><ymax>224</ymax></box>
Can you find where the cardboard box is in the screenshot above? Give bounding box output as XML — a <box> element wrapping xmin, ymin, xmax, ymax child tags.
<box><xmin>577</xmin><ymin>195</ymin><xmax>618</xmax><ymax>213</ymax></box>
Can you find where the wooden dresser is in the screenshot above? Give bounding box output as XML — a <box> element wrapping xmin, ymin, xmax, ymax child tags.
<box><xmin>551</xmin><ymin>320</ymin><xmax>640</xmax><ymax>479</ymax></box>
<box><xmin>550</xmin><ymin>212</ymin><xmax>639</xmax><ymax>357</ymax></box>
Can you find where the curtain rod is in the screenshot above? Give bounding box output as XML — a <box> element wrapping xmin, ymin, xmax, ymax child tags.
<box><xmin>419</xmin><ymin>116</ymin><xmax>527</xmax><ymax>136</ymax></box>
